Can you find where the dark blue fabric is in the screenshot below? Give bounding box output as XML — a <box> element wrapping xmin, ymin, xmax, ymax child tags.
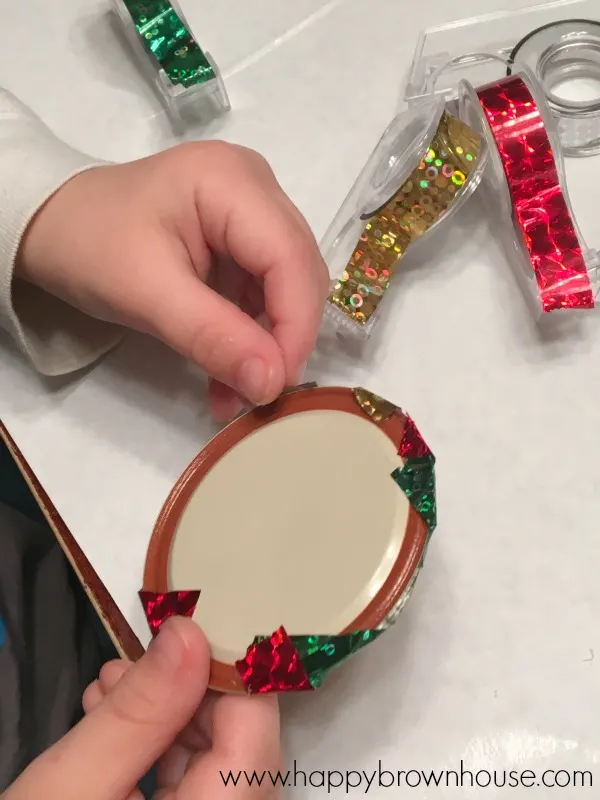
<box><xmin>0</xmin><ymin>438</ymin><xmax>46</xmax><ymax>525</ymax></box>
<box><xmin>0</xmin><ymin>439</ymin><xmax>156</xmax><ymax>794</ymax></box>
<box><xmin>138</xmin><ymin>767</ymin><xmax>158</xmax><ymax>798</ymax></box>
<box><xmin>0</xmin><ymin>438</ymin><xmax>117</xmax><ymax>660</ymax></box>
<box><xmin>0</xmin><ymin>440</ymin><xmax>156</xmax><ymax>800</ymax></box>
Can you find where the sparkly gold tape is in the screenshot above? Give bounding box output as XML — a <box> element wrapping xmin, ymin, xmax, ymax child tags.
<box><xmin>328</xmin><ymin>112</ymin><xmax>481</xmax><ymax>325</ymax></box>
<box><xmin>352</xmin><ymin>388</ymin><xmax>397</xmax><ymax>423</ymax></box>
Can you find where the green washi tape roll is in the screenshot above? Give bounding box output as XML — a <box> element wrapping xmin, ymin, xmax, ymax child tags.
<box><xmin>122</xmin><ymin>0</ymin><xmax>215</xmax><ymax>87</ymax></box>
<box><xmin>114</xmin><ymin>0</ymin><xmax>230</xmax><ymax>122</ymax></box>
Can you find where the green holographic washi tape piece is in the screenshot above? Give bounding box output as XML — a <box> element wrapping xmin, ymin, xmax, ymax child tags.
<box><xmin>121</xmin><ymin>0</ymin><xmax>215</xmax><ymax>87</ymax></box>
<box><xmin>392</xmin><ymin>456</ymin><xmax>437</xmax><ymax>539</ymax></box>
<box><xmin>292</xmin><ymin>630</ymin><xmax>383</xmax><ymax>688</ymax></box>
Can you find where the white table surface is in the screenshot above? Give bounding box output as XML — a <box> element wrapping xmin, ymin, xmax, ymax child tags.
<box><xmin>2</xmin><ymin>0</ymin><xmax>600</xmax><ymax>796</ymax></box>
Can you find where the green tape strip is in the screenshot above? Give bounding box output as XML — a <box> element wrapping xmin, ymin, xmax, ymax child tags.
<box><xmin>392</xmin><ymin>455</ymin><xmax>437</xmax><ymax>539</ymax></box>
<box><xmin>291</xmin><ymin>631</ymin><xmax>383</xmax><ymax>689</ymax></box>
<box><xmin>122</xmin><ymin>0</ymin><xmax>215</xmax><ymax>87</ymax></box>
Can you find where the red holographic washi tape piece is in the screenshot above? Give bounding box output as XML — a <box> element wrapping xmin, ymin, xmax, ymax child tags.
<box><xmin>476</xmin><ymin>74</ymin><xmax>594</xmax><ymax>312</ymax></box>
<box><xmin>139</xmin><ymin>590</ymin><xmax>200</xmax><ymax>637</ymax></box>
<box><xmin>398</xmin><ymin>415</ymin><xmax>433</xmax><ymax>460</ymax></box>
<box><xmin>235</xmin><ymin>626</ymin><xmax>313</xmax><ymax>693</ymax></box>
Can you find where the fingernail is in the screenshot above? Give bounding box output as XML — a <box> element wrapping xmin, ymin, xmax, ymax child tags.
<box><xmin>146</xmin><ymin>618</ymin><xmax>187</xmax><ymax>670</ymax></box>
<box><xmin>237</xmin><ymin>358</ymin><xmax>272</xmax><ymax>405</ymax></box>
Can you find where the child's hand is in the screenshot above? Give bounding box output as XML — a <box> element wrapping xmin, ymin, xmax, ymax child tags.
<box><xmin>16</xmin><ymin>142</ymin><xmax>329</xmax><ymax>419</ymax></box>
<box><xmin>4</xmin><ymin>618</ymin><xmax>281</xmax><ymax>799</ymax></box>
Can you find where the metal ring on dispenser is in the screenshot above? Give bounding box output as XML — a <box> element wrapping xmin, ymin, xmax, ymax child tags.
<box><xmin>508</xmin><ymin>19</ymin><xmax>600</xmax><ymax>157</ymax></box>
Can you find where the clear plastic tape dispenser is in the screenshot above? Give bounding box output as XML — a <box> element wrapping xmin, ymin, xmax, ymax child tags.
<box><xmin>402</xmin><ymin>0</ymin><xmax>600</xmax><ymax>319</ymax></box>
<box><xmin>322</xmin><ymin>97</ymin><xmax>488</xmax><ymax>339</ymax></box>
<box><xmin>113</xmin><ymin>0</ymin><xmax>230</xmax><ymax>126</ymax></box>
<box><xmin>509</xmin><ymin>18</ymin><xmax>600</xmax><ymax>157</ymax></box>
<box><xmin>404</xmin><ymin>0</ymin><xmax>600</xmax><ymax>156</ymax></box>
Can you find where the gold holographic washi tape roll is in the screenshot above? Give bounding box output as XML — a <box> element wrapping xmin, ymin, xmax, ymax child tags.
<box><xmin>327</xmin><ymin>111</ymin><xmax>482</xmax><ymax>327</ymax></box>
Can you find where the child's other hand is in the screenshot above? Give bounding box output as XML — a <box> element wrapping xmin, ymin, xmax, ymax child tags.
<box><xmin>4</xmin><ymin>618</ymin><xmax>282</xmax><ymax>800</ymax></box>
<box><xmin>16</xmin><ymin>142</ymin><xmax>329</xmax><ymax>419</ymax></box>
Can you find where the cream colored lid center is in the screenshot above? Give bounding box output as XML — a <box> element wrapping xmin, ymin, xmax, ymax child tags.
<box><xmin>168</xmin><ymin>409</ymin><xmax>409</xmax><ymax>663</ymax></box>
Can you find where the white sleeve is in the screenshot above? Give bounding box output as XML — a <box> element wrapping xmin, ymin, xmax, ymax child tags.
<box><xmin>0</xmin><ymin>88</ymin><xmax>124</xmax><ymax>376</ymax></box>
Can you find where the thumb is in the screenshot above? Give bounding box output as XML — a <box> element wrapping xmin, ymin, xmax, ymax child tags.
<box><xmin>148</xmin><ymin>272</ymin><xmax>286</xmax><ymax>406</ymax></box>
<box><xmin>6</xmin><ymin>619</ymin><xmax>210</xmax><ymax>800</ymax></box>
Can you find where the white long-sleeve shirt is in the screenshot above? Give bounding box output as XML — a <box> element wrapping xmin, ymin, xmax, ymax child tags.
<box><xmin>0</xmin><ymin>88</ymin><xmax>122</xmax><ymax>376</ymax></box>
<box><xmin>0</xmin><ymin>89</ymin><xmax>126</xmax><ymax>790</ymax></box>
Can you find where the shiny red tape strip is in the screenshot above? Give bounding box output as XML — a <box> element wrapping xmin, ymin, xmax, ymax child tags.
<box><xmin>477</xmin><ymin>74</ymin><xmax>594</xmax><ymax>312</ymax></box>
<box><xmin>139</xmin><ymin>590</ymin><xmax>200</xmax><ymax>637</ymax></box>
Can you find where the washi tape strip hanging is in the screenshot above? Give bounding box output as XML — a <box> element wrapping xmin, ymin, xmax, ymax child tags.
<box><xmin>476</xmin><ymin>74</ymin><xmax>594</xmax><ymax>312</ymax></box>
<box><xmin>326</xmin><ymin>111</ymin><xmax>481</xmax><ymax>327</ymax></box>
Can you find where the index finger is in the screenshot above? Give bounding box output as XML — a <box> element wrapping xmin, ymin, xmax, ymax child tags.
<box><xmin>196</xmin><ymin>146</ymin><xmax>330</xmax><ymax>383</ymax></box>
<box><xmin>6</xmin><ymin>619</ymin><xmax>210</xmax><ymax>800</ymax></box>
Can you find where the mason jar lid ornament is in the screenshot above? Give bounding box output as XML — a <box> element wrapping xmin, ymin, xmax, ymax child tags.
<box><xmin>140</xmin><ymin>385</ymin><xmax>437</xmax><ymax>693</ymax></box>
<box><xmin>458</xmin><ymin>65</ymin><xmax>600</xmax><ymax>318</ymax></box>
<box><xmin>322</xmin><ymin>98</ymin><xmax>487</xmax><ymax>339</ymax></box>
<box><xmin>113</xmin><ymin>0</ymin><xmax>230</xmax><ymax>126</ymax></box>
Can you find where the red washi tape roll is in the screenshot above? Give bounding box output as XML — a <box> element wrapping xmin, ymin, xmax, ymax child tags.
<box><xmin>475</xmin><ymin>73</ymin><xmax>594</xmax><ymax>313</ymax></box>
